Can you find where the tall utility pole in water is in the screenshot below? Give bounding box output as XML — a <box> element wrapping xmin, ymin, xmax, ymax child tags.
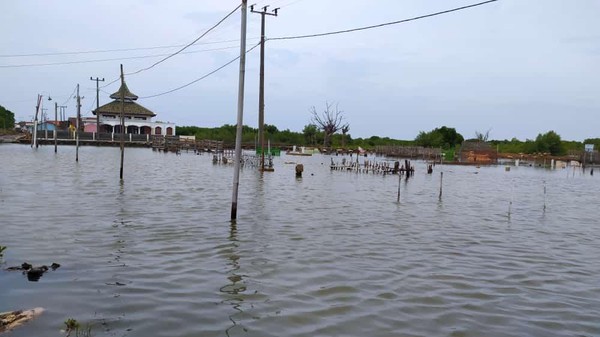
<box><xmin>119</xmin><ymin>65</ymin><xmax>125</xmax><ymax>181</ymax></box>
<box><xmin>231</xmin><ymin>0</ymin><xmax>248</xmax><ymax>221</ymax></box>
<box><xmin>54</xmin><ymin>102</ymin><xmax>58</xmax><ymax>153</ymax></box>
<box><xmin>76</xmin><ymin>84</ymin><xmax>81</xmax><ymax>162</ymax></box>
<box><xmin>32</xmin><ymin>94</ymin><xmax>42</xmax><ymax>148</ymax></box>
<box><xmin>251</xmin><ymin>4</ymin><xmax>278</xmax><ymax>171</ymax></box>
<box><xmin>90</xmin><ymin>76</ymin><xmax>105</xmax><ymax>141</ymax></box>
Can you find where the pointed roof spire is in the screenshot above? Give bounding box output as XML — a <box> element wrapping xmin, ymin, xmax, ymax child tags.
<box><xmin>110</xmin><ymin>81</ymin><xmax>138</xmax><ymax>101</ymax></box>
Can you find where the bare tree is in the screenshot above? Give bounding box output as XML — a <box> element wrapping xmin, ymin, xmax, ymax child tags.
<box><xmin>341</xmin><ymin>123</ymin><xmax>350</xmax><ymax>148</ymax></box>
<box><xmin>310</xmin><ymin>101</ymin><xmax>345</xmax><ymax>148</ymax></box>
<box><xmin>475</xmin><ymin>128</ymin><xmax>491</xmax><ymax>142</ymax></box>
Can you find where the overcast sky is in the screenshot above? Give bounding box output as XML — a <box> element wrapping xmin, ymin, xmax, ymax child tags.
<box><xmin>1</xmin><ymin>0</ymin><xmax>598</xmax><ymax>141</ymax></box>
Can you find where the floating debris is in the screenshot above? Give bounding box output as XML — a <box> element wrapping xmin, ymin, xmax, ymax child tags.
<box><xmin>4</xmin><ymin>262</ymin><xmax>61</xmax><ymax>282</ymax></box>
<box><xmin>0</xmin><ymin>308</ymin><xmax>45</xmax><ymax>334</ymax></box>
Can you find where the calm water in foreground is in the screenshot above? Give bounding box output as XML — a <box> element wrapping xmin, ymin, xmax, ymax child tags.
<box><xmin>1</xmin><ymin>144</ymin><xmax>599</xmax><ymax>337</ymax></box>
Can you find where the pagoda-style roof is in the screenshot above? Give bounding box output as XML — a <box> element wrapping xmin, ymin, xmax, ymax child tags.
<box><xmin>93</xmin><ymin>81</ymin><xmax>156</xmax><ymax>117</ymax></box>
<box><xmin>93</xmin><ymin>100</ymin><xmax>156</xmax><ymax>117</ymax></box>
<box><xmin>110</xmin><ymin>82</ymin><xmax>139</xmax><ymax>101</ymax></box>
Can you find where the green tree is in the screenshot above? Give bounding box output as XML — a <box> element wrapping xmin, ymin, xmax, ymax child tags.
<box><xmin>264</xmin><ymin>124</ymin><xmax>278</xmax><ymax>135</ymax></box>
<box><xmin>534</xmin><ymin>130</ymin><xmax>563</xmax><ymax>155</ymax></box>
<box><xmin>302</xmin><ymin>124</ymin><xmax>318</xmax><ymax>145</ymax></box>
<box><xmin>0</xmin><ymin>105</ymin><xmax>16</xmax><ymax>130</ymax></box>
<box><xmin>414</xmin><ymin>126</ymin><xmax>464</xmax><ymax>149</ymax></box>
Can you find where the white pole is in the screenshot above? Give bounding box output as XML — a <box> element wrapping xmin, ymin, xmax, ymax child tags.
<box><xmin>231</xmin><ymin>0</ymin><xmax>248</xmax><ymax>220</ymax></box>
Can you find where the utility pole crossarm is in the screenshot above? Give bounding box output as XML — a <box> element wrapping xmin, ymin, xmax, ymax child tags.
<box><xmin>250</xmin><ymin>4</ymin><xmax>279</xmax><ymax>16</ymax></box>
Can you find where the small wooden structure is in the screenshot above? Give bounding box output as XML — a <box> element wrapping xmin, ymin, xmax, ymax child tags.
<box><xmin>459</xmin><ymin>140</ymin><xmax>498</xmax><ymax>164</ymax></box>
<box><xmin>375</xmin><ymin>145</ymin><xmax>442</xmax><ymax>161</ymax></box>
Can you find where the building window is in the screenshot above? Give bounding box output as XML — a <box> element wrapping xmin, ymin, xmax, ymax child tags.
<box><xmin>134</xmin><ymin>117</ymin><xmax>147</xmax><ymax>120</ymax></box>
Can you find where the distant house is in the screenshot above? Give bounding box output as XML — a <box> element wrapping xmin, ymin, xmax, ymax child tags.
<box><xmin>92</xmin><ymin>82</ymin><xmax>175</xmax><ymax>136</ymax></box>
<box><xmin>16</xmin><ymin>121</ymin><xmax>34</xmax><ymax>132</ymax></box>
<box><xmin>36</xmin><ymin>121</ymin><xmax>61</xmax><ymax>131</ymax></box>
<box><xmin>459</xmin><ymin>140</ymin><xmax>498</xmax><ymax>164</ymax></box>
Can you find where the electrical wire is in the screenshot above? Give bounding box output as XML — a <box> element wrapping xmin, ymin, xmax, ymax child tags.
<box><xmin>98</xmin><ymin>4</ymin><xmax>245</xmax><ymax>89</ymax></box>
<box><xmin>87</xmin><ymin>95</ymin><xmax>97</xmax><ymax>113</ymax></box>
<box><xmin>0</xmin><ymin>45</ymin><xmax>240</xmax><ymax>69</ymax></box>
<box><xmin>139</xmin><ymin>42</ymin><xmax>261</xmax><ymax>99</ymax></box>
<box><xmin>0</xmin><ymin>38</ymin><xmax>259</xmax><ymax>58</ymax></box>
<box><xmin>127</xmin><ymin>3</ymin><xmax>242</xmax><ymax>76</ymax></box>
<box><xmin>268</xmin><ymin>0</ymin><xmax>498</xmax><ymax>41</ymax></box>
<box><xmin>279</xmin><ymin>0</ymin><xmax>305</xmax><ymax>9</ymax></box>
<box><xmin>61</xmin><ymin>85</ymin><xmax>78</xmax><ymax>105</ymax></box>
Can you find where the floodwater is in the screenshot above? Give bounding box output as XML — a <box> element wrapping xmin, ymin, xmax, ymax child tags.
<box><xmin>1</xmin><ymin>143</ymin><xmax>599</xmax><ymax>337</ymax></box>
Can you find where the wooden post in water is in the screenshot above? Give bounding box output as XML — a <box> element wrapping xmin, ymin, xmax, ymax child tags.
<box><xmin>119</xmin><ymin>64</ymin><xmax>125</xmax><ymax>181</ymax></box>
<box><xmin>439</xmin><ymin>171</ymin><xmax>443</xmax><ymax>201</ymax></box>
<box><xmin>543</xmin><ymin>180</ymin><xmax>547</xmax><ymax>211</ymax></box>
<box><xmin>397</xmin><ymin>170</ymin><xmax>401</xmax><ymax>203</ymax></box>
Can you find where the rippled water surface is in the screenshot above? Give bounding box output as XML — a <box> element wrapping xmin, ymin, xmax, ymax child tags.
<box><xmin>1</xmin><ymin>144</ymin><xmax>599</xmax><ymax>337</ymax></box>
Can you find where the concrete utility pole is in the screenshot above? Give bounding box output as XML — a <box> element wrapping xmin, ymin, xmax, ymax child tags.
<box><xmin>41</xmin><ymin>108</ymin><xmax>48</xmax><ymax>130</ymax></box>
<box><xmin>90</xmin><ymin>76</ymin><xmax>105</xmax><ymax>142</ymax></box>
<box><xmin>54</xmin><ymin>102</ymin><xmax>58</xmax><ymax>153</ymax></box>
<box><xmin>119</xmin><ymin>65</ymin><xmax>125</xmax><ymax>181</ymax></box>
<box><xmin>76</xmin><ymin>84</ymin><xmax>81</xmax><ymax>162</ymax></box>
<box><xmin>32</xmin><ymin>94</ymin><xmax>42</xmax><ymax>148</ymax></box>
<box><xmin>59</xmin><ymin>105</ymin><xmax>67</xmax><ymax>122</ymax></box>
<box><xmin>231</xmin><ymin>0</ymin><xmax>248</xmax><ymax>221</ymax></box>
<box><xmin>251</xmin><ymin>4</ymin><xmax>278</xmax><ymax>172</ymax></box>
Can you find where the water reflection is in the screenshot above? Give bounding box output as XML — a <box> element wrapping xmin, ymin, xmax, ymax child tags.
<box><xmin>220</xmin><ymin>221</ymin><xmax>248</xmax><ymax>336</ymax></box>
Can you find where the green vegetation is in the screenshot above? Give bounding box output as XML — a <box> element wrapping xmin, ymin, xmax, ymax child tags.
<box><xmin>64</xmin><ymin>318</ymin><xmax>92</xmax><ymax>337</ymax></box>
<box><xmin>0</xmin><ymin>105</ymin><xmax>16</xmax><ymax>131</ymax></box>
<box><xmin>490</xmin><ymin>130</ymin><xmax>582</xmax><ymax>156</ymax></box>
<box><xmin>414</xmin><ymin>126</ymin><xmax>464</xmax><ymax>149</ymax></box>
<box><xmin>177</xmin><ymin>124</ymin><xmax>414</xmax><ymax>149</ymax></box>
<box><xmin>0</xmin><ymin>245</ymin><xmax>6</xmax><ymax>258</ymax></box>
<box><xmin>583</xmin><ymin>138</ymin><xmax>600</xmax><ymax>150</ymax></box>
<box><xmin>178</xmin><ymin>123</ymin><xmax>594</xmax><ymax>156</ymax></box>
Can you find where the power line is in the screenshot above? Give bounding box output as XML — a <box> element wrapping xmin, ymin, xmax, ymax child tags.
<box><xmin>127</xmin><ymin>3</ymin><xmax>242</xmax><ymax>76</ymax></box>
<box><xmin>139</xmin><ymin>42</ymin><xmax>261</xmax><ymax>99</ymax></box>
<box><xmin>98</xmin><ymin>4</ymin><xmax>244</xmax><ymax>90</ymax></box>
<box><xmin>279</xmin><ymin>0</ymin><xmax>305</xmax><ymax>8</ymax></box>
<box><xmin>268</xmin><ymin>0</ymin><xmax>498</xmax><ymax>41</ymax></box>
<box><xmin>61</xmin><ymin>85</ymin><xmax>78</xmax><ymax>105</ymax></box>
<box><xmin>0</xmin><ymin>38</ymin><xmax>259</xmax><ymax>58</ymax></box>
<box><xmin>0</xmin><ymin>45</ymin><xmax>240</xmax><ymax>68</ymax></box>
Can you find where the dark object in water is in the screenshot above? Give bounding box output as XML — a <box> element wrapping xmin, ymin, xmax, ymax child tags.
<box><xmin>50</xmin><ymin>263</ymin><xmax>60</xmax><ymax>270</ymax></box>
<box><xmin>26</xmin><ymin>266</ymin><xmax>49</xmax><ymax>282</ymax></box>
<box><xmin>5</xmin><ymin>262</ymin><xmax>32</xmax><ymax>271</ymax></box>
<box><xmin>295</xmin><ymin>164</ymin><xmax>304</xmax><ymax>178</ymax></box>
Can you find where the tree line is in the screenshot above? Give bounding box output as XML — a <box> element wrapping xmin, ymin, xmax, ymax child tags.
<box><xmin>177</xmin><ymin>123</ymin><xmax>596</xmax><ymax>156</ymax></box>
